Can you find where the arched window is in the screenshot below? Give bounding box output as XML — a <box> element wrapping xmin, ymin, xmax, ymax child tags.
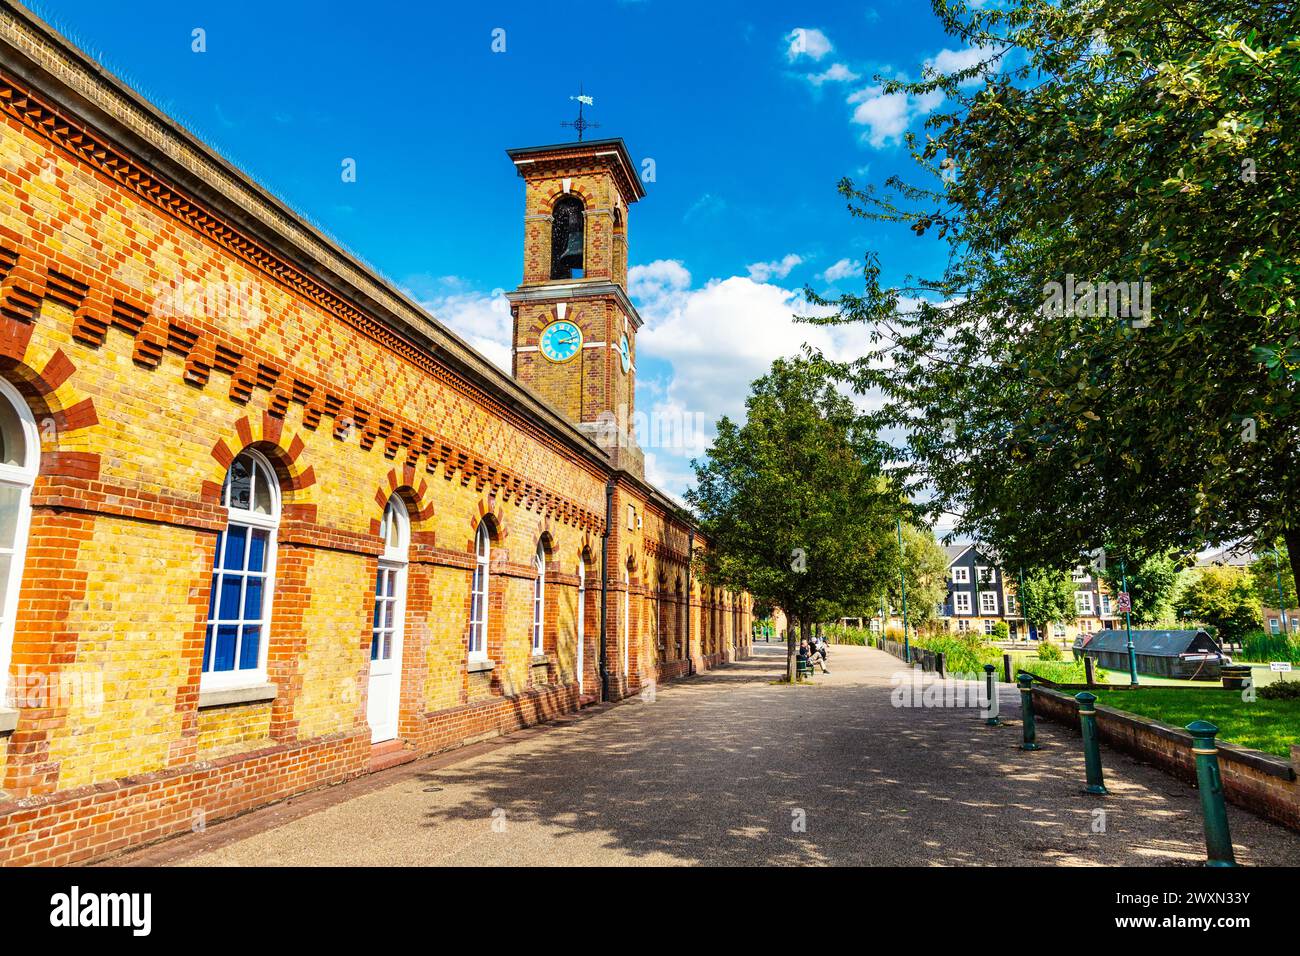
<box><xmin>532</xmin><ymin>541</ymin><xmax>546</xmax><ymax>654</ymax></box>
<box><xmin>0</xmin><ymin>379</ymin><xmax>37</xmax><ymax>705</ymax></box>
<box><xmin>551</xmin><ymin>194</ymin><xmax>585</xmax><ymax>279</ymax></box>
<box><xmin>205</xmin><ymin>450</ymin><xmax>279</xmax><ymax>687</ymax></box>
<box><xmin>468</xmin><ymin>523</ymin><xmax>490</xmax><ymax>661</ymax></box>
<box><xmin>372</xmin><ymin>495</ymin><xmax>409</xmax><ymax>662</ymax></box>
<box><xmin>622</xmin><ymin>569</ymin><xmax>630</xmax><ymax>676</ymax></box>
<box><xmin>576</xmin><ymin>559</ymin><xmax>586</xmax><ymax>692</ymax></box>
<box><xmin>369</xmin><ymin>495</ymin><xmax>409</xmax><ymax>742</ymax></box>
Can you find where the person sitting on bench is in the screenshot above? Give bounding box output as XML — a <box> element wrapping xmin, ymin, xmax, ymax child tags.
<box><xmin>799</xmin><ymin>638</ymin><xmax>829</xmax><ymax>675</ymax></box>
<box><xmin>810</xmin><ymin>639</ymin><xmax>829</xmax><ymax>674</ymax></box>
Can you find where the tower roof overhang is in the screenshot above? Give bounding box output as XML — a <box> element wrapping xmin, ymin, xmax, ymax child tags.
<box><xmin>507</xmin><ymin>138</ymin><xmax>646</xmax><ymax>205</ymax></box>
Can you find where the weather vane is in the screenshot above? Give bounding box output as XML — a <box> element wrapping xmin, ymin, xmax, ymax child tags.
<box><xmin>561</xmin><ymin>84</ymin><xmax>599</xmax><ymax>141</ymax></box>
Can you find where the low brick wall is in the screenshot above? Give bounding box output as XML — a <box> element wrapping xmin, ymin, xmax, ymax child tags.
<box><xmin>1031</xmin><ymin>686</ymin><xmax>1300</xmax><ymax>833</ymax></box>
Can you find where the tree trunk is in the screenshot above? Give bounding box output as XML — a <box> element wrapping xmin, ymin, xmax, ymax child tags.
<box><xmin>786</xmin><ymin>614</ymin><xmax>799</xmax><ymax>683</ymax></box>
<box><xmin>1283</xmin><ymin>527</ymin><xmax>1300</xmax><ymax>630</ymax></box>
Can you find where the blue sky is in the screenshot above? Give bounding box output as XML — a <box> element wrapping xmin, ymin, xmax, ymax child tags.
<box><xmin>33</xmin><ymin>0</ymin><xmax>978</xmax><ymax>498</ymax></box>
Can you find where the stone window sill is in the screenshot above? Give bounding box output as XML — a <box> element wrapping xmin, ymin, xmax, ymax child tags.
<box><xmin>0</xmin><ymin>706</ymin><xmax>17</xmax><ymax>734</ymax></box>
<box><xmin>198</xmin><ymin>682</ymin><xmax>278</xmax><ymax>710</ymax></box>
<box><xmin>530</xmin><ymin>654</ymin><xmax>549</xmax><ymax>666</ymax></box>
<box><xmin>468</xmin><ymin>659</ymin><xmax>496</xmax><ymax>674</ymax></box>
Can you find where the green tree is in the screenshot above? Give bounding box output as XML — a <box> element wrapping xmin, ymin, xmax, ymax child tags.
<box><xmin>809</xmin><ymin>0</ymin><xmax>1300</xmax><ymax>600</ymax></box>
<box><xmin>1176</xmin><ymin>565</ymin><xmax>1261</xmax><ymax>644</ymax></box>
<box><xmin>1248</xmin><ymin>541</ymin><xmax>1297</xmax><ymax>612</ymax></box>
<box><xmin>1016</xmin><ymin>568</ymin><xmax>1076</xmax><ymax>638</ymax></box>
<box><xmin>1102</xmin><ymin>552</ymin><xmax>1184</xmax><ymax>625</ymax></box>
<box><xmin>887</xmin><ymin>523</ymin><xmax>950</xmax><ymax>627</ymax></box>
<box><xmin>687</xmin><ymin>357</ymin><xmax>900</xmax><ymax>682</ymax></box>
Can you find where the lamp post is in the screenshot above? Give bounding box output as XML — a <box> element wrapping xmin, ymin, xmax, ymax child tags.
<box><xmin>897</xmin><ymin>517</ymin><xmax>910</xmax><ymax>663</ymax></box>
<box><xmin>1018</xmin><ymin>567</ymin><xmax>1027</xmax><ymax>643</ymax></box>
<box><xmin>1120</xmin><ymin>556</ymin><xmax>1138</xmax><ymax>687</ymax></box>
<box><xmin>1274</xmin><ymin>548</ymin><xmax>1288</xmax><ymax>635</ymax></box>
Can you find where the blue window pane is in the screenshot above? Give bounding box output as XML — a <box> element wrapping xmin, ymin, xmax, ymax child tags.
<box><xmin>239</xmin><ymin>625</ymin><xmax>260</xmax><ymax>670</ymax></box>
<box><xmin>219</xmin><ymin>575</ymin><xmax>243</xmax><ymax>620</ymax></box>
<box><xmin>244</xmin><ymin>579</ymin><xmax>263</xmax><ymax>622</ymax></box>
<box><xmin>207</xmin><ymin>573</ymin><xmax>219</xmax><ymax>618</ymax></box>
<box><xmin>212</xmin><ymin>624</ymin><xmax>238</xmax><ymax>672</ymax></box>
<box><xmin>386</xmin><ymin>570</ymin><xmax>396</xmax><ymax>597</ymax></box>
<box><xmin>372</xmin><ymin>599</ymin><xmax>381</xmax><ymax>629</ymax></box>
<box><xmin>373</xmin><ymin>569</ymin><xmax>384</xmax><ymax>598</ymax></box>
<box><xmin>248</xmin><ymin>529</ymin><xmax>268</xmax><ymax>573</ymax></box>
<box><xmin>370</xmin><ymin>631</ymin><xmax>381</xmax><ymax>661</ymax></box>
<box><xmin>203</xmin><ymin>625</ymin><xmax>213</xmax><ymax>672</ymax></box>
<box><xmin>224</xmin><ymin>524</ymin><xmax>248</xmax><ymax>571</ymax></box>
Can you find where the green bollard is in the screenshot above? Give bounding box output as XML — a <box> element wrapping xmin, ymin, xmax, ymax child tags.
<box><xmin>1186</xmin><ymin>720</ymin><xmax>1237</xmax><ymax>867</ymax></box>
<box><xmin>983</xmin><ymin>664</ymin><xmax>1001</xmax><ymax>726</ymax></box>
<box><xmin>1075</xmin><ymin>692</ymin><xmax>1108</xmax><ymax>795</ymax></box>
<box><xmin>1017</xmin><ymin>673</ymin><xmax>1040</xmax><ymax>751</ymax></box>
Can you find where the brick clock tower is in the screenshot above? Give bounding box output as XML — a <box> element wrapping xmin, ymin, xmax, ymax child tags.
<box><xmin>506</xmin><ymin>139</ymin><xmax>646</xmax><ymax>477</ymax></box>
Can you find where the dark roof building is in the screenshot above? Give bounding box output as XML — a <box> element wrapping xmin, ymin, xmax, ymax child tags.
<box><xmin>1075</xmin><ymin>628</ymin><xmax>1226</xmax><ymax>680</ymax></box>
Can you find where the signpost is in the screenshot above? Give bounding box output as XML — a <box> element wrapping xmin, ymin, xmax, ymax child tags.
<box><xmin>1118</xmin><ymin>557</ymin><xmax>1138</xmax><ymax>687</ymax></box>
<box><xmin>1271</xmin><ymin>661</ymin><xmax>1292</xmax><ymax>681</ymax></box>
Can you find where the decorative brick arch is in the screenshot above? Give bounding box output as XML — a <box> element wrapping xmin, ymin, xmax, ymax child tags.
<box><xmin>543</xmin><ymin>183</ymin><xmax>595</xmax><ymax>209</ymax></box>
<box><xmin>467</xmin><ymin>494</ymin><xmax>508</xmax><ymax>551</ymax></box>
<box><xmin>0</xmin><ymin>350</ymin><xmax>102</xmax><ymax>487</ymax></box>
<box><xmin>368</xmin><ymin>464</ymin><xmax>435</xmax><ymax>537</ymax></box>
<box><xmin>205</xmin><ymin>410</ymin><xmax>317</xmax><ymax>507</ymax></box>
<box><xmin>535</xmin><ymin>514</ymin><xmax>558</xmax><ymax>556</ymax></box>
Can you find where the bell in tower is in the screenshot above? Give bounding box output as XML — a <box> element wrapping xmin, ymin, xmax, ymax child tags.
<box><xmin>551</xmin><ymin>195</ymin><xmax>585</xmax><ymax>279</ymax></box>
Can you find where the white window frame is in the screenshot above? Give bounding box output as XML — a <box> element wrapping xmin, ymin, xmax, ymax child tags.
<box><xmin>204</xmin><ymin>449</ymin><xmax>279</xmax><ymax>691</ymax></box>
<box><xmin>0</xmin><ymin>378</ymin><xmax>37</xmax><ymax>709</ymax></box>
<box><xmin>622</xmin><ymin>569</ymin><xmax>630</xmax><ymax>676</ymax></box>
<box><xmin>576</xmin><ymin>560</ymin><xmax>586</xmax><ymax>691</ymax></box>
<box><xmin>469</xmin><ymin>523</ymin><xmax>490</xmax><ymax>661</ymax></box>
<box><xmin>1005</xmin><ymin>593</ymin><xmax>1018</xmax><ymax>616</ymax></box>
<box><xmin>983</xmin><ymin>620</ymin><xmax>996</xmax><ymax>635</ymax></box>
<box><xmin>372</xmin><ymin>495</ymin><xmax>409</xmax><ymax>663</ymax></box>
<box><xmin>957</xmin><ymin>619</ymin><xmax>970</xmax><ymax>633</ymax></box>
<box><xmin>953</xmin><ymin>591</ymin><xmax>972</xmax><ymax>614</ymax></box>
<box><xmin>532</xmin><ymin>541</ymin><xmax>546</xmax><ymax>654</ymax></box>
<box><xmin>1053</xmin><ymin>622</ymin><xmax>1067</xmax><ymax>639</ymax></box>
<box><xmin>951</xmin><ymin>566</ymin><xmax>970</xmax><ymax>584</ymax></box>
<box><xmin>1072</xmin><ymin>566</ymin><xmax>1089</xmax><ymax>582</ymax></box>
<box><xmin>979</xmin><ymin>591</ymin><xmax>998</xmax><ymax>615</ymax></box>
<box><xmin>1075</xmin><ymin>590</ymin><xmax>1094</xmax><ymax>615</ymax></box>
<box><xmin>1100</xmin><ymin>593</ymin><xmax>1112</xmax><ymax>616</ymax></box>
<box><xmin>976</xmin><ymin>565</ymin><xmax>995</xmax><ymax>585</ymax></box>
<box><xmin>1270</xmin><ymin>617</ymin><xmax>1281</xmax><ymax>635</ymax></box>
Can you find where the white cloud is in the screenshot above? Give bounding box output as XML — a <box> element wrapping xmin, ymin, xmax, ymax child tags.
<box><xmin>847</xmin><ymin>85</ymin><xmax>915</xmax><ymax>147</ymax></box>
<box><xmin>808</xmin><ymin>62</ymin><xmax>860</xmax><ymax>86</ymax></box>
<box><xmin>820</xmin><ymin>258</ymin><xmax>857</xmax><ymax>283</ymax></box>
<box><xmin>841</xmin><ymin>44</ymin><xmax>1001</xmax><ymax>149</ymax></box>
<box><xmin>746</xmin><ymin>253</ymin><xmax>804</xmax><ymax>283</ymax></box>
<box><xmin>925</xmin><ymin>44</ymin><xmax>1000</xmax><ymax>87</ymax></box>
<box><xmin>632</xmin><ymin>260</ymin><xmax>886</xmax><ymax>497</ymax></box>
<box><xmin>407</xmin><ymin>276</ymin><xmax>513</xmax><ymax>372</ymax></box>
<box><xmin>786</xmin><ymin>27</ymin><xmax>832</xmax><ymax>62</ymax></box>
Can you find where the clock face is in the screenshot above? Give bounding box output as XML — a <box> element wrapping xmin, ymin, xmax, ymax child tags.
<box><xmin>539</xmin><ymin>320</ymin><xmax>582</xmax><ymax>363</ymax></box>
<box><xmin>618</xmin><ymin>333</ymin><xmax>631</xmax><ymax>373</ymax></box>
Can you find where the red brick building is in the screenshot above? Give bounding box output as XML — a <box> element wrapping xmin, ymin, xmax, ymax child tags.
<box><xmin>0</xmin><ymin>2</ymin><xmax>751</xmax><ymax>865</ymax></box>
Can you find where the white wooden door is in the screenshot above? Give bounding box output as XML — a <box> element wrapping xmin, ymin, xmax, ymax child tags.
<box><xmin>368</xmin><ymin>562</ymin><xmax>404</xmax><ymax>742</ymax></box>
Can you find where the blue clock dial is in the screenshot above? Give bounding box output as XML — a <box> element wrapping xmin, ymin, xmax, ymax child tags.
<box><xmin>539</xmin><ymin>320</ymin><xmax>582</xmax><ymax>363</ymax></box>
<box><xmin>618</xmin><ymin>333</ymin><xmax>631</xmax><ymax>373</ymax></box>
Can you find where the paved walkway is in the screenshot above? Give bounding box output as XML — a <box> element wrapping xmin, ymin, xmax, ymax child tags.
<box><xmin>111</xmin><ymin>644</ymin><xmax>1300</xmax><ymax>866</ymax></box>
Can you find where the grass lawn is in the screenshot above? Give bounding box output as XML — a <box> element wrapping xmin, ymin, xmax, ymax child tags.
<box><xmin>1092</xmin><ymin>689</ymin><xmax>1300</xmax><ymax>758</ymax></box>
